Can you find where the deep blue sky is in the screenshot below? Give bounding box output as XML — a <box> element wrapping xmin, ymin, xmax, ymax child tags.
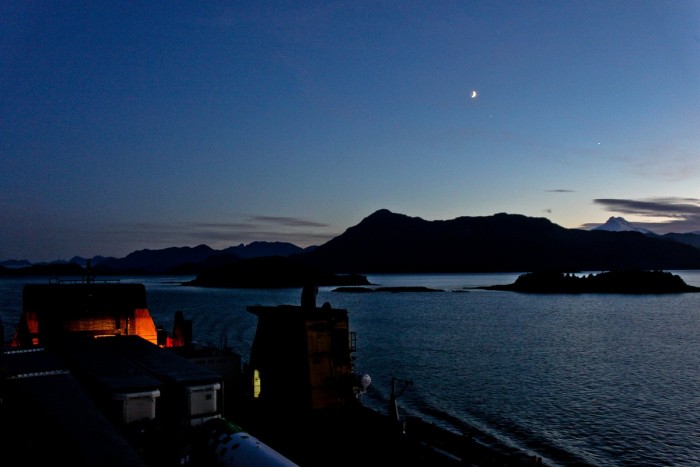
<box><xmin>2</xmin><ymin>1</ymin><xmax>700</xmax><ymax>262</ymax></box>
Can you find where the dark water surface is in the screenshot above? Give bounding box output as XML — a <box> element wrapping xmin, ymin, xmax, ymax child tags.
<box><xmin>3</xmin><ymin>271</ymin><xmax>700</xmax><ymax>466</ymax></box>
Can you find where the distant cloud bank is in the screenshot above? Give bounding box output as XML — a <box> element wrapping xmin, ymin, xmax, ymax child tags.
<box><xmin>581</xmin><ymin>198</ymin><xmax>700</xmax><ymax>233</ymax></box>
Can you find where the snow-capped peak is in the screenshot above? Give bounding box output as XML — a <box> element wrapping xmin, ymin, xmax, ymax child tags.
<box><xmin>592</xmin><ymin>216</ymin><xmax>655</xmax><ymax>234</ymax></box>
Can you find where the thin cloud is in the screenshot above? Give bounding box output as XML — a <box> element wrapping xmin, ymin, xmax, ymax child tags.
<box><xmin>191</xmin><ymin>222</ymin><xmax>262</xmax><ymax>230</ymax></box>
<box><xmin>594</xmin><ymin>198</ymin><xmax>700</xmax><ymax>218</ymax></box>
<box><xmin>97</xmin><ymin>216</ymin><xmax>336</xmax><ymax>254</ymax></box>
<box><xmin>627</xmin><ymin>144</ymin><xmax>700</xmax><ymax>182</ymax></box>
<box><xmin>583</xmin><ymin>197</ymin><xmax>700</xmax><ymax>233</ymax></box>
<box><xmin>542</xmin><ymin>190</ymin><xmax>573</xmax><ymax>217</ymax></box>
<box><xmin>250</xmin><ymin>216</ymin><xmax>328</xmax><ymax>228</ymax></box>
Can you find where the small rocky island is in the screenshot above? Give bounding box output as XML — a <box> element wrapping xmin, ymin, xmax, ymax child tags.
<box><xmin>478</xmin><ymin>270</ymin><xmax>700</xmax><ymax>294</ymax></box>
<box><xmin>183</xmin><ymin>256</ymin><xmax>369</xmax><ymax>288</ymax></box>
<box><xmin>332</xmin><ymin>286</ymin><xmax>445</xmax><ymax>293</ymax></box>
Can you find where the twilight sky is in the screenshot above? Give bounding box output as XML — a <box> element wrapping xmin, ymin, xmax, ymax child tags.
<box><xmin>2</xmin><ymin>1</ymin><xmax>700</xmax><ymax>262</ymax></box>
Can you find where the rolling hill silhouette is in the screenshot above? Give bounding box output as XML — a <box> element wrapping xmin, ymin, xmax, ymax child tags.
<box><xmin>5</xmin><ymin>209</ymin><xmax>700</xmax><ymax>277</ymax></box>
<box><xmin>299</xmin><ymin>209</ymin><xmax>700</xmax><ymax>273</ymax></box>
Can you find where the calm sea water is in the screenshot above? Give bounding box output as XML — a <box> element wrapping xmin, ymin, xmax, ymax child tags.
<box><xmin>3</xmin><ymin>271</ymin><xmax>700</xmax><ymax>466</ymax></box>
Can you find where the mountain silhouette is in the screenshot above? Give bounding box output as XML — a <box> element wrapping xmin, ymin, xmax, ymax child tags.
<box><xmin>4</xmin><ymin>209</ymin><xmax>700</xmax><ymax>276</ymax></box>
<box><xmin>592</xmin><ymin>216</ymin><xmax>656</xmax><ymax>234</ymax></box>
<box><xmin>299</xmin><ymin>209</ymin><xmax>700</xmax><ymax>273</ymax></box>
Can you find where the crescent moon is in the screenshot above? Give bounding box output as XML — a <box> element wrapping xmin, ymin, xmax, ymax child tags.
<box><xmin>471</xmin><ymin>90</ymin><xmax>477</xmax><ymax>99</ymax></box>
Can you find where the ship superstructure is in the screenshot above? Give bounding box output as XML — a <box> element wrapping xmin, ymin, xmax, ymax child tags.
<box><xmin>0</xmin><ymin>277</ymin><xmax>295</xmax><ymax>467</ymax></box>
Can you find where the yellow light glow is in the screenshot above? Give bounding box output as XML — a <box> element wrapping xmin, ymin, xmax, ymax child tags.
<box><xmin>253</xmin><ymin>369</ymin><xmax>261</xmax><ymax>398</ymax></box>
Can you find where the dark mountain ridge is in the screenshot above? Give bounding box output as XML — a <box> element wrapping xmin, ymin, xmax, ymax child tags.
<box><xmin>97</xmin><ymin>244</ymin><xmax>221</xmax><ymax>274</ymax></box>
<box><xmin>300</xmin><ymin>209</ymin><xmax>700</xmax><ymax>273</ymax></box>
<box><xmin>4</xmin><ymin>210</ymin><xmax>700</xmax><ymax>276</ymax></box>
<box><xmin>659</xmin><ymin>232</ymin><xmax>700</xmax><ymax>249</ymax></box>
<box><xmin>0</xmin><ymin>241</ymin><xmax>310</xmax><ymax>275</ymax></box>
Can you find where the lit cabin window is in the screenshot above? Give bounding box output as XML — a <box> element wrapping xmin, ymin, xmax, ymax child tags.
<box><xmin>253</xmin><ymin>369</ymin><xmax>261</xmax><ymax>398</ymax></box>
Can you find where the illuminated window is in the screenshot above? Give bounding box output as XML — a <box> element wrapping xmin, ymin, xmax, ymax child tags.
<box><xmin>253</xmin><ymin>369</ymin><xmax>261</xmax><ymax>398</ymax></box>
